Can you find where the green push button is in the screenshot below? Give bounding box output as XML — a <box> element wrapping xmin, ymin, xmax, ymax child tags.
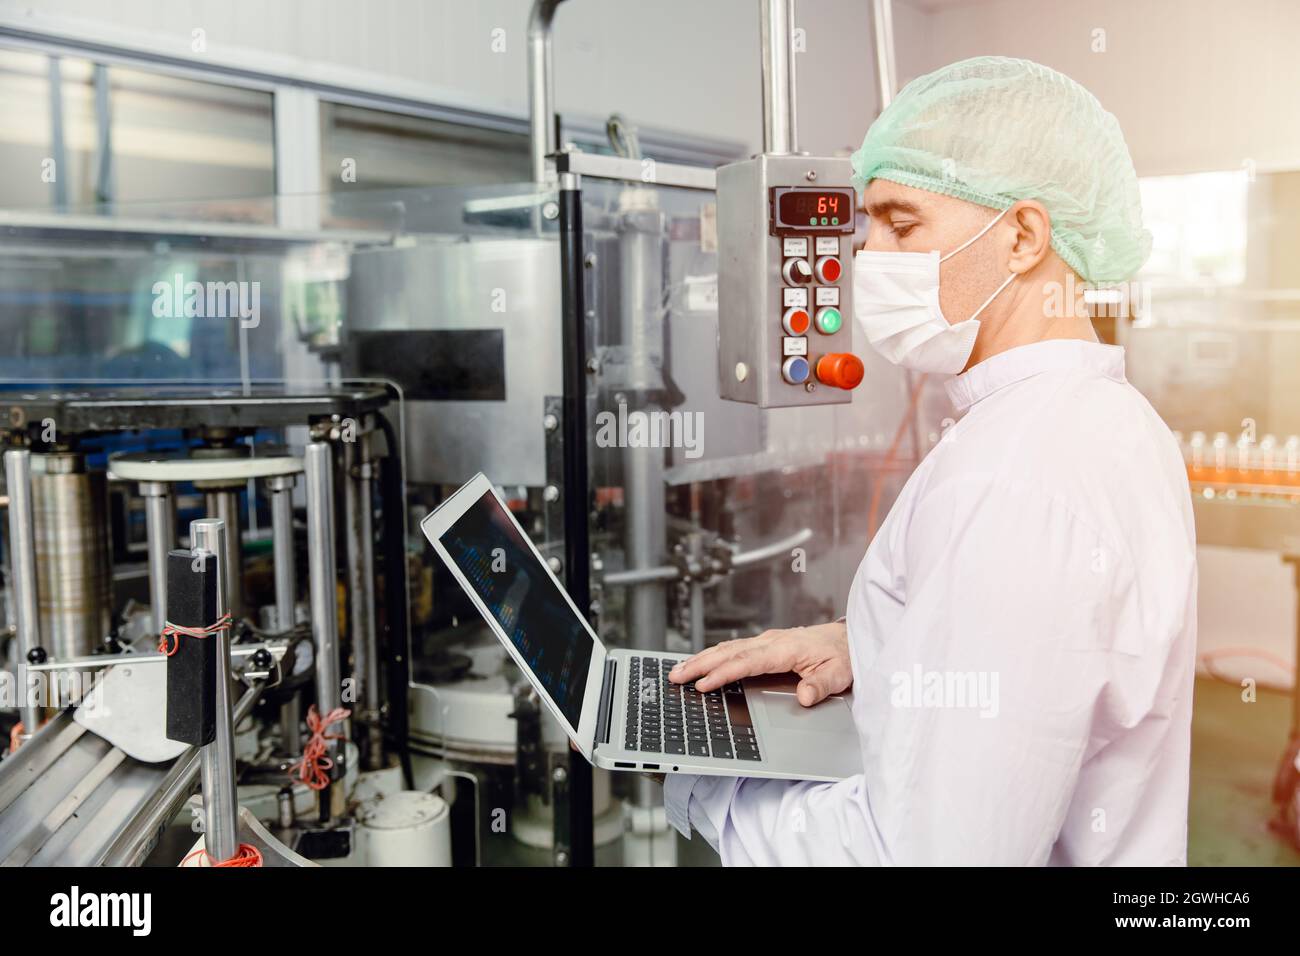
<box><xmin>815</xmin><ymin>307</ymin><xmax>843</xmax><ymax>334</ymax></box>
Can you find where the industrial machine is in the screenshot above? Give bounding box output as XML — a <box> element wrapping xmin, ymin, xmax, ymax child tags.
<box><xmin>0</xmin><ymin>0</ymin><xmax>930</xmax><ymax>867</ymax></box>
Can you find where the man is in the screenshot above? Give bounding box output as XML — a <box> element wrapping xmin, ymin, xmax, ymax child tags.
<box><xmin>664</xmin><ymin>56</ymin><xmax>1197</xmax><ymax>865</ymax></box>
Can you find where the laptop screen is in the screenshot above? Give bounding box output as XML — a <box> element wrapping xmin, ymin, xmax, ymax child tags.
<box><xmin>438</xmin><ymin>489</ymin><xmax>594</xmax><ymax>729</ymax></box>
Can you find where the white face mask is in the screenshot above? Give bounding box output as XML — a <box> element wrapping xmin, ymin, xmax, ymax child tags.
<box><xmin>853</xmin><ymin>209</ymin><xmax>1017</xmax><ymax>374</ymax></box>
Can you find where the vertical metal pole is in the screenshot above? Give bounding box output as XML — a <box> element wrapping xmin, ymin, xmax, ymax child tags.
<box><xmin>203</xmin><ymin>490</ymin><xmax>243</xmax><ymax>621</ymax></box>
<box><xmin>304</xmin><ymin>441</ymin><xmax>342</xmax><ymax>796</ymax></box>
<box><xmin>871</xmin><ymin>0</ymin><xmax>898</xmax><ymax>111</ymax></box>
<box><xmin>558</xmin><ymin>170</ymin><xmax>594</xmax><ymax>867</ymax></box>
<box><xmin>760</xmin><ymin>0</ymin><xmax>798</xmax><ymax>154</ymax></box>
<box><xmin>4</xmin><ymin>449</ymin><xmax>41</xmax><ymax>735</ymax></box>
<box><xmin>191</xmin><ymin>517</ymin><xmax>239</xmax><ymax>863</ymax></box>
<box><xmin>266</xmin><ymin>476</ymin><xmax>298</xmax><ymax>632</ymax></box>
<box><xmin>266</xmin><ymin>474</ymin><xmax>301</xmax><ymax>753</ymax></box>
<box><xmin>688</xmin><ymin>535</ymin><xmax>707</xmax><ymax>654</ymax></box>
<box><xmin>92</xmin><ymin>63</ymin><xmax>114</xmax><ymax>205</ymax></box>
<box><xmin>47</xmin><ymin>57</ymin><xmax>68</xmax><ymax>210</ymax></box>
<box><xmin>343</xmin><ymin>434</ymin><xmax>382</xmax><ymax>770</ymax></box>
<box><xmin>140</xmin><ymin>481</ymin><xmax>174</xmax><ymax>636</ymax></box>
<box><xmin>619</xmin><ymin>210</ymin><xmax>669</xmax><ymax>653</ymax></box>
<box><xmin>527</xmin><ymin>0</ymin><xmax>565</xmax><ymax>184</ymax></box>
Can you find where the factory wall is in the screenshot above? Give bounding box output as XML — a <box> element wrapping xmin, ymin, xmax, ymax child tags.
<box><xmin>907</xmin><ymin>0</ymin><xmax>1300</xmax><ymax>178</ymax></box>
<box><xmin>0</xmin><ymin>0</ymin><xmax>931</xmax><ymax>159</ymax></box>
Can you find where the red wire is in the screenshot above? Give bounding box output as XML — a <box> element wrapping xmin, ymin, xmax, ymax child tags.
<box><xmin>289</xmin><ymin>705</ymin><xmax>351</xmax><ymax>791</ymax></box>
<box><xmin>182</xmin><ymin>843</ymin><xmax>263</xmax><ymax>867</ymax></box>
<box><xmin>7</xmin><ymin>717</ymin><xmax>49</xmax><ymax>755</ymax></box>
<box><xmin>158</xmin><ymin>612</ymin><xmax>233</xmax><ymax>657</ymax></box>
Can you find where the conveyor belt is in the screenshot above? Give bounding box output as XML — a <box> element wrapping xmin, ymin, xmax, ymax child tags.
<box><xmin>0</xmin><ymin>683</ymin><xmax>262</xmax><ymax>866</ymax></box>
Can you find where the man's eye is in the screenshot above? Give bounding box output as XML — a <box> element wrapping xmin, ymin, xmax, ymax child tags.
<box><xmin>890</xmin><ymin>222</ymin><xmax>917</xmax><ymax>238</ymax></box>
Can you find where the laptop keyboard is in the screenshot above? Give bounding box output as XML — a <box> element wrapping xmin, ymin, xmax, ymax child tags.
<box><xmin>624</xmin><ymin>656</ymin><xmax>761</xmax><ymax>761</ymax></box>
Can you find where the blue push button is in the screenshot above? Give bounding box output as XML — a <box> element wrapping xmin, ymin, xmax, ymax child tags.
<box><xmin>781</xmin><ymin>356</ymin><xmax>810</xmax><ymax>385</ymax></box>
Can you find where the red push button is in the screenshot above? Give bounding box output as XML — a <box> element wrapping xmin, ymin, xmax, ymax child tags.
<box><xmin>815</xmin><ymin>352</ymin><xmax>864</xmax><ymax>390</ymax></box>
<box><xmin>782</xmin><ymin>307</ymin><xmax>810</xmax><ymax>336</ymax></box>
<box><xmin>815</xmin><ymin>256</ymin><xmax>842</xmax><ymax>283</ymax></box>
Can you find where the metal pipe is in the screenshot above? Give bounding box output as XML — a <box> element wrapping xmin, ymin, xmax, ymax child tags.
<box><xmin>527</xmin><ymin>0</ymin><xmax>566</xmax><ymax>184</ymax></box>
<box><xmin>688</xmin><ymin>535</ymin><xmax>707</xmax><ymax>654</ymax></box>
<box><xmin>140</xmin><ymin>481</ymin><xmax>174</xmax><ymax>636</ymax></box>
<box><xmin>602</xmin><ymin>527</ymin><xmax>815</xmax><ymax>586</ymax></box>
<box><xmin>760</xmin><ymin>0</ymin><xmax>798</xmax><ymax>154</ymax></box>
<box><xmin>4</xmin><ymin>449</ymin><xmax>41</xmax><ymax>734</ymax></box>
<box><xmin>266</xmin><ymin>475</ymin><xmax>297</xmax><ymax>633</ymax></box>
<box><xmin>343</xmin><ymin>435</ymin><xmax>382</xmax><ymax>769</ymax></box>
<box><xmin>871</xmin><ymin>0</ymin><xmax>898</xmax><ymax>111</ymax></box>
<box><xmin>27</xmin><ymin>640</ymin><xmax>285</xmax><ymax>673</ymax></box>
<box><xmin>266</xmin><ymin>474</ymin><xmax>301</xmax><ymax>753</ymax></box>
<box><xmin>203</xmin><ymin>489</ymin><xmax>243</xmax><ymax>621</ymax></box>
<box><xmin>731</xmin><ymin>526</ymin><xmax>813</xmax><ymax>568</ymax></box>
<box><xmin>191</xmin><ymin>517</ymin><xmax>239</xmax><ymax>863</ymax></box>
<box><xmin>602</xmin><ymin>565</ymin><xmax>679</xmax><ymax>587</ymax></box>
<box><xmin>304</xmin><ymin>442</ymin><xmax>342</xmax><ymax>779</ymax></box>
<box><xmin>619</xmin><ymin>210</ymin><xmax>669</xmax><ymax>652</ymax></box>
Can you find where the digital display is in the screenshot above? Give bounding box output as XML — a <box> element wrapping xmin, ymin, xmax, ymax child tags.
<box><xmin>441</xmin><ymin>491</ymin><xmax>593</xmax><ymax>728</ymax></box>
<box><xmin>777</xmin><ymin>189</ymin><xmax>853</xmax><ymax>228</ymax></box>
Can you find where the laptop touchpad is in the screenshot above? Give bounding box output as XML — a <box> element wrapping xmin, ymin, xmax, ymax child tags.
<box><xmin>760</xmin><ymin>691</ymin><xmax>854</xmax><ymax>734</ymax></box>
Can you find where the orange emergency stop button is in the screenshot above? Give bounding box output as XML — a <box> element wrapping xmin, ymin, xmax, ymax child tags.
<box><xmin>815</xmin><ymin>352</ymin><xmax>864</xmax><ymax>390</ymax></box>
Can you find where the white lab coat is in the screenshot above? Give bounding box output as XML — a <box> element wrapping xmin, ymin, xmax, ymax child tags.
<box><xmin>665</xmin><ymin>340</ymin><xmax>1197</xmax><ymax>865</ymax></box>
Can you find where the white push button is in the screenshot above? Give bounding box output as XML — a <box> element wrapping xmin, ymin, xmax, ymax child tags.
<box><xmin>782</xmin><ymin>258</ymin><xmax>813</xmax><ymax>285</ymax></box>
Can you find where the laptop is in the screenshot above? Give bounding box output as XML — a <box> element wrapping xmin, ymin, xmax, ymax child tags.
<box><xmin>421</xmin><ymin>474</ymin><xmax>861</xmax><ymax>780</ymax></box>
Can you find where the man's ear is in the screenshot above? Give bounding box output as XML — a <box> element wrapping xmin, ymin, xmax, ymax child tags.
<box><xmin>1005</xmin><ymin>200</ymin><xmax>1052</xmax><ymax>274</ymax></box>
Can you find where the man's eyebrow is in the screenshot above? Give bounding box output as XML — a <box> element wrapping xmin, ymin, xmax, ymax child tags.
<box><xmin>865</xmin><ymin>199</ymin><xmax>923</xmax><ymax>217</ymax></box>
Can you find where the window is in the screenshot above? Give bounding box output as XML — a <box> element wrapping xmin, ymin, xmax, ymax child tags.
<box><xmin>320</xmin><ymin>101</ymin><xmax>530</xmax><ymax>190</ymax></box>
<box><xmin>107</xmin><ymin>66</ymin><xmax>275</xmax><ymax>204</ymax></box>
<box><xmin>1138</xmin><ymin>170</ymin><xmax>1249</xmax><ymax>287</ymax></box>
<box><xmin>0</xmin><ymin>48</ymin><xmax>274</xmax><ymax>211</ymax></box>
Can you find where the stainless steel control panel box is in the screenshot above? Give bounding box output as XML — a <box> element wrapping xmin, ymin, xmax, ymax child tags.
<box><xmin>716</xmin><ymin>154</ymin><xmax>859</xmax><ymax>408</ymax></box>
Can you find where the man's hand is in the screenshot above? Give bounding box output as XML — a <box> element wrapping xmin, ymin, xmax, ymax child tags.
<box><xmin>668</xmin><ymin>621</ymin><xmax>852</xmax><ymax>706</ymax></box>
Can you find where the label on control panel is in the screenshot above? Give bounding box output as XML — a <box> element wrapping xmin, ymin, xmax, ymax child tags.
<box><xmin>782</xmin><ymin>237</ymin><xmax>809</xmax><ymax>258</ymax></box>
<box><xmin>815</xmin><ymin>286</ymin><xmax>840</xmax><ymax>306</ymax></box>
<box><xmin>815</xmin><ymin>236</ymin><xmax>840</xmax><ymax>256</ymax></box>
<box><xmin>782</xmin><ymin>336</ymin><xmax>808</xmax><ymax>356</ymax></box>
<box><xmin>783</xmin><ymin>287</ymin><xmax>809</xmax><ymax>308</ymax></box>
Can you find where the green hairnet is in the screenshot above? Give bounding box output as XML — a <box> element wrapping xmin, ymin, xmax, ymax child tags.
<box><xmin>851</xmin><ymin>56</ymin><xmax>1151</xmax><ymax>284</ymax></box>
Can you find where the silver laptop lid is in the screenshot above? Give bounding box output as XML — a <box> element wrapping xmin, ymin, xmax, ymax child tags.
<box><xmin>421</xmin><ymin>475</ymin><xmax>606</xmax><ymax>754</ymax></box>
